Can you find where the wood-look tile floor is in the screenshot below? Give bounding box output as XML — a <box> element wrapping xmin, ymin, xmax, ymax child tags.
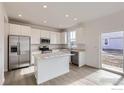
<box><xmin>4</xmin><ymin>64</ymin><xmax>124</xmax><ymax>85</ymax></box>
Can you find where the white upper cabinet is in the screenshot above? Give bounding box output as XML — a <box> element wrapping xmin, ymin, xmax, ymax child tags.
<box><xmin>56</xmin><ymin>32</ymin><xmax>61</xmax><ymax>44</ymax></box>
<box><xmin>20</xmin><ymin>25</ymin><xmax>31</xmax><ymax>36</ymax></box>
<box><xmin>9</xmin><ymin>23</ymin><xmax>63</xmax><ymax>44</ymax></box>
<box><xmin>31</xmin><ymin>28</ymin><xmax>41</xmax><ymax>44</ymax></box>
<box><xmin>61</xmin><ymin>32</ymin><xmax>67</xmax><ymax>44</ymax></box>
<box><xmin>40</xmin><ymin>30</ymin><xmax>50</xmax><ymax>38</ymax></box>
<box><xmin>50</xmin><ymin>31</ymin><xmax>61</xmax><ymax>44</ymax></box>
<box><xmin>9</xmin><ymin>24</ymin><xmax>21</xmax><ymax>35</ymax></box>
<box><xmin>50</xmin><ymin>31</ymin><xmax>57</xmax><ymax>44</ymax></box>
<box><xmin>9</xmin><ymin>23</ymin><xmax>31</xmax><ymax>36</ymax></box>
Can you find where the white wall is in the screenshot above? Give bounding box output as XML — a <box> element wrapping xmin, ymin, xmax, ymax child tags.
<box><xmin>0</xmin><ymin>3</ymin><xmax>5</xmax><ymax>84</ymax></box>
<box><xmin>0</xmin><ymin>3</ymin><xmax>8</xmax><ymax>84</ymax></box>
<box><xmin>84</xmin><ymin>10</ymin><xmax>124</xmax><ymax>68</ymax></box>
<box><xmin>64</xmin><ymin>24</ymin><xmax>86</xmax><ymax>45</ymax></box>
<box><xmin>76</xmin><ymin>27</ymin><xmax>86</xmax><ymax>44</ymax></box>
<box><xmin>4</xmin><ymin>17</ymin><xmax>9</xmax><ymax>72</ymax></box>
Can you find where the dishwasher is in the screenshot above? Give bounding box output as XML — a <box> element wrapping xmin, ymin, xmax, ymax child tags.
<box><xmin>71</xmin><ymin>51</ymin><xmax>79</xmax><ymax>66</ymax></box>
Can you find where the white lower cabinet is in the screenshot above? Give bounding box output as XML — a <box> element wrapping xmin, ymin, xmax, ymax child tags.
<box><xmin>71</xmin><ymin>51</ymin><xmax>85</xmax><ymax>67</ymax></box>
<box><xmin>78</xmin><ymin>51</ymin><xmax>85</xmax><ymax>67</ymax></box>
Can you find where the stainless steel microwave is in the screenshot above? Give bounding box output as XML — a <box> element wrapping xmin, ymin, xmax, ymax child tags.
<box><xmin>40</xmin><ymin>38</ymin><xmax>50</xmax><ymax>44</ymax></box>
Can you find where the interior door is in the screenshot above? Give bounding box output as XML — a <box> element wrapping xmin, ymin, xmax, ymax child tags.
<box><xmin>9</xmin><ymin>36</ymin><xmax>19</xmax><ymax>70</ymax></box>
<box><xmin>19</xmin><ymin>36</ymin><xmax>30</xmax><ymax>68</ymax></box>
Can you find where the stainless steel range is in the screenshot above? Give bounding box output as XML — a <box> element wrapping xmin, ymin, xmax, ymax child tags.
<box><xmin>8</xmin><ymin>35</ymin><xmax>31</xmax><ymax>70</ymax></box>
<box><xmin>39</xmin><ymin>46</ymin><xmax>52</xmax><ymax>54</ymax></box>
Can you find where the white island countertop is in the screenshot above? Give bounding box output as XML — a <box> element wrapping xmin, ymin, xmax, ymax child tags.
<box><xmin>33</xmin><ymin>52</ymin><xmax>73</xmax><ymax>60</ymax></box>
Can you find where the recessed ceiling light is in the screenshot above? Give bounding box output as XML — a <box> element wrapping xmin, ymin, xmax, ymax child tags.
<box><xmin>74</xmin><ymin>18</ymin><xmax>78</xmax><ymax>21</ymax></box>
<box><xmin>43</xmin><ymin>5</ymin><xmax>47</xmax><ymax>8</ymax></box>
<box><xmin>18</xmin><ymin>14</ymin><xmax>22</xmax><ymax>17</ymax></box>
<box><xmin>43</xmin><ymin>20</ymin><xmax>47</xmax><ymax>23</ymax></box>
<box><xmin>65</xmin><ymin>14</ymin><xmax>69</xmax><ymax>18</ymax></box>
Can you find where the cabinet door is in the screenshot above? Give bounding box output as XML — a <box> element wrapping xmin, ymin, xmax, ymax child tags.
<box><xmin>76</xmin><ymin>28</ymin><xmax>85</xmax><ymax>44</ymax></box>
<box><xmin>45</xmin><ymin>31</ymin><xmax>50</xmax><ymax>38</ymax></box>
<box><xmin>20</xmin><ymin>25</ymin><xmax>31</xmax><ymax>36</ymax></box>
<box><xmin>9</xmin><ymin>23</ymin><xmax>31</xmax><ymax>36</ymax></box>
<box><xmin>79</xmin><ymin>52</ymin><xmax>85</xmax><ymax>67</ymax></box>
<box><xmin>56</xmin><ymin>32</ymin><xmax>61</xmax><ymax>44</ymax></box>
<box><xmin>40</xmin><ymin>30</ymin><xmax>46</xmax><ymax>38</ymax></box>
<box><xmin>9</xmin><ymin>24</ymin><xmax>21</xmax><ymax>35</ymax></box>
<box><xmin>31</xmin><ymin>28</ymin><xmax>41</xmax><ymax>44</ymax></box>
<box><xmin>61</xmin><ymin>32</ymin><xmax>67</xmax><ymax>44</ymax></box>
<box><xmin>50</xmin><ymin>32</ymin><xmax>57</xmax><ymax>44</ymax></box>
<box><xmin>40</xmin><ymin>30</ymin><xmax>50</xmax><ymax>38</ymax></box>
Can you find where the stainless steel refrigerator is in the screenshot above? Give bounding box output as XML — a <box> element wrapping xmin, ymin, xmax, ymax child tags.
<box><xmin>8</xmin><ymin>35</ymin><xmax>31</xmax><ymax>70</ymax></box>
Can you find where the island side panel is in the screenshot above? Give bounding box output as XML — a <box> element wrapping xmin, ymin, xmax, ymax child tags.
<box><xmin>36</xmin><ymin>56</ymin><xmax>70</xmax><ymax>84</ymax></box>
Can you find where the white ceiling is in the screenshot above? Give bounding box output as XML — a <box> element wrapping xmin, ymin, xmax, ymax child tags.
<box><xmin>4</xmin><ymin>2</ymin><xmax>124</xmax><ymax>29</ymax></box>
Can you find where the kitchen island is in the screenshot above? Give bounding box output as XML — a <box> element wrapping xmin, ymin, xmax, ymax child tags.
<box><xmin>34</xmin><ymin>52</ymin><xmax>72</xmax><ymax>84</ymax></box>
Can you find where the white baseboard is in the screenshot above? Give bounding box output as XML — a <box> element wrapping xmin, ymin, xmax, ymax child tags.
<box><xmin>86</xmin><ymin>64</ymin><xmax>100</xmax><ymax>69</ymax></box>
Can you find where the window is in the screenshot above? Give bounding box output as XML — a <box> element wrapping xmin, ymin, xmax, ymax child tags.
<box><xmin>67</xmin><ymin>31</ymin><xmax>76</xmax><ymax>48</ymax></box>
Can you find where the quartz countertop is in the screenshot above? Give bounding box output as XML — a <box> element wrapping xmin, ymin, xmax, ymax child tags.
<box><xmin>52</xmin><ymin>48</ymin><xmax>85</xmax><ymax>52</ymax></box>
<box><xmin>70</xmin><ymin>49</ymin><xmax>85</xmax><ymax>52</ymax></box>
<box><xmin>33</xmin><ymin>51</ymin><xmax>73</xmax><ymax>60</ymax></box>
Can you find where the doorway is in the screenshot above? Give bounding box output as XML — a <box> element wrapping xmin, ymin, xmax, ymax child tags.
<box><xmin>101</xmin><ymin>31</ymin><xmax>124</xmax><ymax>73</ymax></box>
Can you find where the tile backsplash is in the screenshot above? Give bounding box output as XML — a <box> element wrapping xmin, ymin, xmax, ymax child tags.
<box><xmin>31</xmin><ymin>44</ymin><xmax>63</xmax><ymax>51</ymax></box>
<box><xmin>61</xmin><ymin>44</ymin><xmax>85</xmax><ymax>49</ymax></box>
<box><xmin>31</xmin><ymin>43</ymin><xmax>85</xmax><ymax>51</ymax></box>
